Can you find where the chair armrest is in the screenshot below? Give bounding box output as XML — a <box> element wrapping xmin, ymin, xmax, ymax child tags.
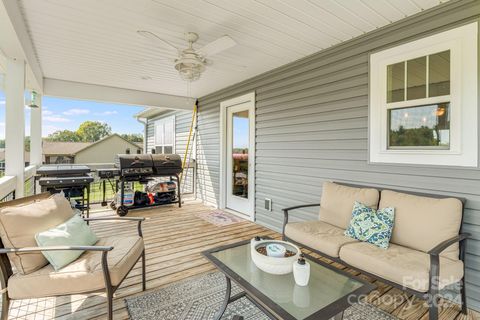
<box><xmin>428</xmin><ymin>233</ymin><xmax>470</xmax><ymax>295</ymax></box>
<box><xmin>282</xmin><ymin>203</ymin><xmax>321</xmax><ymax>213</ymax></box>
<box><xmin>0</xmin><ymin>245</ymin><xmax>113</xmax><ymax>254</ymax></box>
<box><xmin>84</xmin><ymin>217</ymin><xmax>146</xmax><ymax>237</ymax></box>
<box><xmin>282</xmin><ymin>203</ymin><xmax>320</xmax><ymax>239</ymax></box>
<box><xmin>428</xmin><ymin>233</ymin><xmax>470</xmax><ymax>256</ymax></box>
<box><xmin>84</xmin><ymin>217</ymin><xmax>145</xmax><ymax>222</ymax></box>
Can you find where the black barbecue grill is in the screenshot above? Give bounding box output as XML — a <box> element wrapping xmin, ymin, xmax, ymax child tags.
<box><xmin>113</xmin><ymin>154</ymin><xmax>183</xmax><ymax>216</ymax></box>
<box><xmin>36</xmin><ymin>164</ymin><xmax>93</xmax><ymax>218</ymax></box>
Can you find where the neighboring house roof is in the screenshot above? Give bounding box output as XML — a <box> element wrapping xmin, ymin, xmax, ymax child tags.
<box><xmin>42</xmin><ymin>141</ymin><xmax>92</xmax><ymax>156</ymax></box>
<box><xmin>0</xmin><ymin>134</ymin><xmax>143</xmax><ymax>161</ymax></box>
<box><xmin>74</xmin><ymin>133</ymin><xmax>143</xmax><ymax>155</ymax></box>
<box><xmin>0</xmin><ymin>149</ymin><xmax>30</xmax><ymax>162</ymax></box>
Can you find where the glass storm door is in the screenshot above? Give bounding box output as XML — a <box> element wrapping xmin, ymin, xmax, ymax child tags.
<box><xmin>226</xmin><ymin>103</ymin><xmax>253</xmax><ymax>218</ymax></box>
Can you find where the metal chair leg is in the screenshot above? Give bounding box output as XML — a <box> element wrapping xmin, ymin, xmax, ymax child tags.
<box><xmin>101</xmin><ymin>251</ymin><xmax>114</xmax><ymax>320</ymax></box>
<box><xmin>428</xmin><ymin>293</ymin><xmax>439</xmax><ymax>320</ymax></box>
<box><xmin>142</xmin><ymin>250</ymin><xmax>146</xmax><ymax>291</ymax></box>
<box><xmin>460</xmin><ymin>278</ymin><xmax>468</xmax><ymax>314</ymax></box>
<box><xmin>106</xmin><ymin>291</ymin><xmax>113</xmax><ymax>320</ymax></box>
<box><xmin>460</xmin><ymin>238</ymin><xmax>468</xmax><ymax>315</ymax></box>
<box><xmin>1</xmin><ymin>295</ymin><xmax>9</xmax><ymax>320</ymax></box>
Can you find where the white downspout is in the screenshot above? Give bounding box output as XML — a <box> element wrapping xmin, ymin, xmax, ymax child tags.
<box><xmin>136</xmin><ymin>117</ymin><xmax>147</xmax><ymax>154</ymax></box>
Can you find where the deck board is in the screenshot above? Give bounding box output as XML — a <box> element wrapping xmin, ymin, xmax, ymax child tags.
<box><xmin>7</xmin><ymin>200</ymin><xmax>480</xmax><ymax>319</ymax></box>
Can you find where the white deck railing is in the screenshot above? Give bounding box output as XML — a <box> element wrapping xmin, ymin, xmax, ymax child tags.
<box><xmin>0</xmin><ymin>165</ymin><xmax>37</xmax><ymax>201</ymax></box>
<box><xmin>0</xmin><ymin>175</ymin><xmax>17</xmax><ymax>201</ymax></box>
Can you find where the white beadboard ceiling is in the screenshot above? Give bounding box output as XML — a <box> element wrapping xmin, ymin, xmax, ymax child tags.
<box><xmin>18</xmin><ymin>0</ymin><xmax>449</xmax><ymax>99</ymax></box>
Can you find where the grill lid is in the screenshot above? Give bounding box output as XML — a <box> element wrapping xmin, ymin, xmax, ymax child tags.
<box><xmin>151</xmin><ymin>154</ymin><xmax>182</xmax><ymax>168</ymax></box>
<box><xmin>37</xmin><ymin>165</ymin><xmax>91</xmax><ymax>176</ymax></box>
<box><xmin>114</xmin><ymin>154</ymin><xmax>154</xmax><ymax>169</ymax></box>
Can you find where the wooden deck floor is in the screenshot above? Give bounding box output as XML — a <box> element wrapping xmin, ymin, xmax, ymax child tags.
<box><xmin>8</xmin><ymin>200</ymin><xmax>480</xmax><ymax>320</ymax></box>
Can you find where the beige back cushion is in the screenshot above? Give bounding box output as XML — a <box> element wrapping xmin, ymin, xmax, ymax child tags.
<box><xmin>379</xmin><ymin>190</ymin><xmax>462</xmax><ymax>260</ymax></box>
<box><xmin>0</xmin><ymin>194</ymin><xmax>74</xmax><ymax>274</ymax></box>
<box><xmin>0</xmin><ymin>193</ymin><xmax>51</xmax><ymax>209</ymax></box>
<box><xmin>319</xmin><ymin>182</ymin><xmax>380</xmax><ymax>229</ymax></box>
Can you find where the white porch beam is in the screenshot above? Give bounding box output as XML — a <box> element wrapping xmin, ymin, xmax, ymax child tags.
<box><xmin>5</xmin><ymin>58</ymin><xmax>25</xmax><ymax>198</ymax></box>
<box><xmin>30</xmin><ymin>93</ymin><xmax>42</xmax><ymax>166</ymax></box>
<box><xmin>0</xmin><ymin>0</ymin><xmax>43</xmax><ymax>93</ymax></box>
<box><xmin>44</xmin><ymin>78</ymin><xmax>195</xmax><ymax>111</ymax></box>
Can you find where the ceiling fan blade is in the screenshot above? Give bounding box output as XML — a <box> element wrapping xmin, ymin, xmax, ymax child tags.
<box><xmin>199</xmin><ymin>35</ymin><xmax>236</xmax><ymax>57</ymax></box>
<box><xmin>132</xmin><ymin>57</ymin><xmax>172</xmax><ymax>64</ymax></box>
<box><xmin>206</xmin><ymin>59</ymin><xmax>247</xmax><ymax>72</ymax></box>
<box><xmin>137</xmin><ymin>30</ymin><xmax>179</xmax><ymax>53</ymax></box>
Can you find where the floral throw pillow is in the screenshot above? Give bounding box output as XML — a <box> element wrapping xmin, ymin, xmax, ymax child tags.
<box><xmin>344</xmin><ymin>201</ymin><xmax>395</xmax><ymax>249</ymax></box>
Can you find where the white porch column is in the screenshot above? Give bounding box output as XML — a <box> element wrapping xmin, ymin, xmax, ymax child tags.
<box><xmin>30</xmin><ymin>93</ymin><xmax>42</xmax><ymax>166</ymax></box>
<box><xmin>5</xmin><ymin>58</ymin><xmax>26</xmax><ymax>198</ymax></box>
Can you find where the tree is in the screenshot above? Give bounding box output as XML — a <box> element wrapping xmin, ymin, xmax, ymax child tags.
<box><xmin>76</xmin><ymin>121</ymin><xmax>111</xmax><ymax>142</ymax></box>
<box><xmin>46</xmin><ymin>130</ymin><xmax>81</xmax><ymax>142</ymax></box>
<box><xmin>120</xmin><ymin>133</ymin><xmax>143</xmax><ymax>143</ymax></box>
<box><xmin>24</xmin><ymin>136</ymin><xmax>30</xmax><ymax>152</ymax></box>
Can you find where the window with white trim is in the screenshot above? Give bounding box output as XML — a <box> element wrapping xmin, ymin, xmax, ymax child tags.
<box><xmin>154</xmin><ymin>116</ymin><xmax>175</xmax><ymax>154</ymax></box>
<box><xmin>369</xmin><ymin>22</ymin><xmax>478</xmax><ymax>167</ymax></box>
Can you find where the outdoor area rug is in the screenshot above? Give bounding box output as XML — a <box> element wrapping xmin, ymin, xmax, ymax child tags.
<box><xmin>195</xmin><ymin>210</ymin><xmax>244</xmax><ymax>226</ymax></box>
<box><xmin>125</xmin><ymin>272</ymin><xmax>398</xmax><ymax>320</ymax></box>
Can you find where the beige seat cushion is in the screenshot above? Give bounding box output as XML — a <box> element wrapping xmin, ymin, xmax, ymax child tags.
<box><xmin>285</xmin><ymin>220</ymin><xmax>358</xmax><ymax>258</ymax></box>
<box><xmin>340</xmin><ymin>242</ymin><xmax>463</xmax><ymax>292</ymax></box>
<box><xmin>0</xmin><ymin>194</ymin><xmax>74</xmax><ymax>274</ymax></box>
<box><xmin>8</xmin><ymin>235</ymin><xmax>144</xmax><ymax>299</ymax></box>
<box><xmin>379</xmin><ymin>190</ymin><xmax>462</xmax><ymax>260</ymax></box>
<box><xmin>319</xmin><ymin>182</ymin><xmax>380</xmax><ymax>229</ymax></box>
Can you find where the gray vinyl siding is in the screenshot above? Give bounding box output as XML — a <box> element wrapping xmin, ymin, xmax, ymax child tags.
<box><xmin>196</xmin><ymin>103</ymin><xmax>221</xmax><ymax>206</ymax></box>
<box><xmin>145</xmin><ymin>110</ymin><xmax>195</xmax><ymax>193</ymax></box>
<box><xmin>196</xmin><ymin>0</ymin><xmax>480</xmax><ymax>311</ymax></box>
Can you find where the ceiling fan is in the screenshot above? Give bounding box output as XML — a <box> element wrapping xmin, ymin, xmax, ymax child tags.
<box><xmin>137</xmin><ymin>30</ymin><xmax>238</xmax><ymax>81</ymax></box>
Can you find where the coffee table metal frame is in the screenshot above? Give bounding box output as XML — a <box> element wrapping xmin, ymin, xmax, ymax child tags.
<box><xmin>202</xmin><ymin>239</ymin><xmax>376</xmax><ymax>320</ymax></box>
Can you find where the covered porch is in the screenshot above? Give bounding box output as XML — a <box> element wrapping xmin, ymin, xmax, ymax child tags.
<box><xmin>0</xmin><ymin>0</ymin><xmax>480</xmax><ymax>319</ymax></box>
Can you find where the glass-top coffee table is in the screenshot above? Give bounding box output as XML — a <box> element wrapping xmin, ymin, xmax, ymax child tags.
<box><xmin>202</xmin><ymin>239</ymin><xmax>375</xmax><ymax>320</ymax></box>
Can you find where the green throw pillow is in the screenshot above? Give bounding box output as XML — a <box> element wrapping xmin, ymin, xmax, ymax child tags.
<box><xmin>344</xmin><ymin>201</ymin><xmax>395</xmax><ymax>249</ymax></box>
<box><xmin>35</xmin><ymin>214</ymin><xmax>98</xmax><ymax>271</ymax></box>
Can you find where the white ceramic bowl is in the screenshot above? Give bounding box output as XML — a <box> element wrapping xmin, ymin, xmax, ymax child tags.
<box><xmin>250</xmin><ymin>240</ymin><xmax>300</xmax><ymax>275</ymax></box>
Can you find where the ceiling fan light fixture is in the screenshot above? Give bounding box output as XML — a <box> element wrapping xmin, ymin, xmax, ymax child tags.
<box><xmin>174</xmin><ymin>57</ymin><xmax>205</xmax><ymax>81</ymax></box>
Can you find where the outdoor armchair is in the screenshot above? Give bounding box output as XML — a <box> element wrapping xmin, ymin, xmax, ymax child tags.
<box><xmin>0</xmin><ymin>193</ymin><xmax>146</xmax><ymax>320</ymax></box>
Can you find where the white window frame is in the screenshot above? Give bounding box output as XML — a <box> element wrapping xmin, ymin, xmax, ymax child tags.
<box><xmin>369</xmin><ymin>22</ymin><xmax>478</xmax><ymax>167</ymax></box>
<box><xmin>154</xmin><ymin>115</ymin><xmax>175</xmax><ymax>154</ymax></box>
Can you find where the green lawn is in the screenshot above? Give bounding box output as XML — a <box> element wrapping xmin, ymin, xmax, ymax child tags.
<box><xmin>87</xmin><ymin>180</ymin><xmax>144</xmax><ymax>204</ymax></box>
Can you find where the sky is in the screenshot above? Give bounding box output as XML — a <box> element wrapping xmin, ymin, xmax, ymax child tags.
<box><xmin>233</xmin><ymin>115</ymin><xmax>249</xmax><ymax>149</ymax></box>
<box><xmin>0</xmin><ymin>91</ymin><xmax>144</xmax><ymax>139</ymax></box>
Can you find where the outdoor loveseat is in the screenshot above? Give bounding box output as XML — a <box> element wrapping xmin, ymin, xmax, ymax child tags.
<box><xmin>0</xmin><ymin>193</ymin><xmax>146</xmax><ymax>320</ymax></box>
<box><xmin>282</xmin><ymin>182</ymin><xmax>469</xmax><ymax>320</ymax></box>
